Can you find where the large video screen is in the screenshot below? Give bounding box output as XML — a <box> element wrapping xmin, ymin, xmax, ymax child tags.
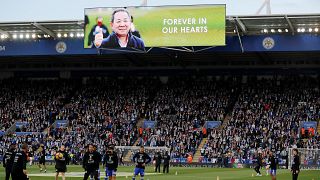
<box><xmin>84</xmin><ymin>5</ymin><xmax>225</xmax><ymax>49</ymax></box>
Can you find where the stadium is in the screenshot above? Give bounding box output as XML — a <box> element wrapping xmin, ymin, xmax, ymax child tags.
<box><xmin>0</xmin><ymin>0</ymin><xmax>319</xmax><ymax>180</ymax></box>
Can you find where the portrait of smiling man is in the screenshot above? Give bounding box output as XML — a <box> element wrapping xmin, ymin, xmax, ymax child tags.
<box><xmin>94</xmin><ymin>8</ymin><xmax>145</xmax><ymax>49</ymax></box>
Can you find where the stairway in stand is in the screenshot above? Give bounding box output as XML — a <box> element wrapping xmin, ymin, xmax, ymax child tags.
<box><xmin>123</xmin><ymin>138</ymin><xmax>141</xmax><ymax>162</ymax></box>
<box><xmin>123</xmin><ymin>117</ymin><xmax>145</xmax><ymax>162</ymax></box>
<box><xmin>219</xmin><ymin>114</ymin><xmax>232</xmax><ymax>131</ymax></box>
<box><xmin>192</xmin><ymin>138</ymin><xmax>207</xmax><ymax>163</ymax></box>
<box><xmin>136</xmin><ymin>117</ymin><xmax>145</xmax><ymax>129</ymax></box>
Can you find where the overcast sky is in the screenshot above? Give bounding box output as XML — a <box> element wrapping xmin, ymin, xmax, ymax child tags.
<box><xmin>0</xmin><ymin>0</ymin><xmax>319</xmax><ymax>22</ymax></box>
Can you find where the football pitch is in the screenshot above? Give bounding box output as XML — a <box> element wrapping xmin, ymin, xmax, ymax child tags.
<box><xmin>1</xmin><ymin>165</ymin><xmax>319</xmax><ymax>180</ymax></box>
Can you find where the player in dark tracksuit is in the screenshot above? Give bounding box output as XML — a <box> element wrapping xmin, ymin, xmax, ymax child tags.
<box><xmin>11</xmin><ymin>143</ymin><xmax>29</xmax><ymax>180</ymax></box>
<box><xmin>55</xmin><ymin>145</ymin><xmax>70</xmax><ymax>180</ymax></box>
<box><xmin>254</xmin><ymin>153</ymin><xmax>263</xmax><ymax>176</ymax></box>
<box><xmin>153</xmin><ymin>151</ymin><xmax>162</xmax><ymax>173</ymax></box>
<box><xmin>162</xmin><ymin>151</ymin><xmax>170</xmax><ymax>173</ymax></box>
<box><xmin>268</xmin><ymin>151</ymin><xmax>278</xmax><ymax>180</ymax></box>
<box><xmin>291</xmin><ymin>149</ymin><xmax>300</xmax><ymax>180</ymax></box>
<box><xmin>83</xmin><ymin>144</ymin><xmax>102</xmax><ymax>180</ymax></box>
<box><xmin>3</xmin><ymin>143</ymin><xmax>16</xmax><ymax>180</ymax></box>
<box><xmin>132</xmin><ymin>146</ymin><xmax>151</xmax><ymax>180</ymax></box>
<box><xmin>93</xmin><ymin>145</ymin><xmax>101</xmax><ymax>180</ymax></box>
<box><xmin>103</xmin><ymin>145</ymin><xmax>118</xmax><ymax>180</ymax></box>
<box><xmin>38</xmin><ymin>144</ymin><xmax>47</xmax><ymax>172</ymax></box>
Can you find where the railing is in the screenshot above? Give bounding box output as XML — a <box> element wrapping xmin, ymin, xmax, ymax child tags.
<box><xmin>5</xmin><ymin>122</ymin><xmax>16</xmax><ymax>135</ymax></box>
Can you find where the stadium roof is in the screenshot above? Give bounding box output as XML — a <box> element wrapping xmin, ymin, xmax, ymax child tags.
<box><xmin>0</xmin><ymin>14</ymin><xmax>319</xmax><ymax>40</ymax></box>
<box><xmin>227</xmin><ymin>14</ymin><xmax>320</xmax><ymax>35</ymax></box>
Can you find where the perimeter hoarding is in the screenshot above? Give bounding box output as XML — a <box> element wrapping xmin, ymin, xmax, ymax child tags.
<box><xmin>2</xmin><ymin>34</ymin><xmax>320</xmax><ymax>56</ymax></box>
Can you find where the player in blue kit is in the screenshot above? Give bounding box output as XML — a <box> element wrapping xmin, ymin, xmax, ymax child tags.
<box><xmin>132</xmin><ymin>146</ymin><xmax>151</xmax><ymax>180</ymax></box>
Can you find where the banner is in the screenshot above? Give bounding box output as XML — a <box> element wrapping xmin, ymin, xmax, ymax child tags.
<box><xmin>56</xmin><ymin>120</ymin><xmax>68</xmax><ymax>128</ymax></box>
<box><xmin>2</xmin><ymin>34</ymin><xmax>320</xmax><ymax>56</ymax></box>
<box><xmin>206</xmin><ymin>121</ymin><xmax>221</xmax><ymax>129</ymax></box>
<box><xmin>143</xmin><ymin>120</ymin><xmax>156</xmax><ymax>128</ymax></box>
<box><xmin>84</xmin><ymin>5</ymin><xmax>225</xmax><ymax>48</ymax></box>
<box><xmin>14</xmin><ymin>132</ymin><xmax>43</xmax><ymax>136</ymax></box>
<box><xmin>301</xmin><ymin>121</ymin><xmax>317</xmax><ymax>129</ymax></box>
<box><xmin>16</xmin><ymin>122</ymin><xmax>28</xmax><ymax>128</ymax></box>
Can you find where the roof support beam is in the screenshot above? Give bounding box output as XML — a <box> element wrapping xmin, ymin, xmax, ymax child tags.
<box><xmin>231</xmin><ymin>17</ymin><xmax>244</xmax><ymax>53</ymax></box>
<box><xmin>285</xmin><ymin>15</ymin><xmax>295</xmax><ymax>35</ymax></box>
<box><xmin>32</xmin><ymin>22</ymin><xmax>57</xmax><ymax>39</ymax></box>
<box><xmin>141</xmin><ymin>0</ymin><xmax>147</xmax><ymax>6</ymax></box>
<box><xmin>76</xmin><ymin>21</ymin><xmax>84</xmax><ymax>29</ymax></box>
<box><xmin>235</xmin><ymin>17</ymin><xmax>247</xmax><ymax>34</ymax></box>
<box><xmin>0</xmin><ymin>29</ymin><xmax>9</xmax><ymax>37</ymax></box>
<box><xmin>256</xmin><ymin>0</ymin><xmax>271</xmax><ymax>15</ymax></box>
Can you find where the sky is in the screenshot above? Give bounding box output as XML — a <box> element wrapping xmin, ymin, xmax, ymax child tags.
<box><xmin>0</xmin><ymin>0</ymin><xmax>319</xmax><ymax>22</ymax></box>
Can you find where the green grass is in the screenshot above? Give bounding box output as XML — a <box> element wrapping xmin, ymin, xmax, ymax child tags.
<box><xmin>134</xmin><ymin>6</ymin><xmax>225</xmax><ymax>47</ymax></box>
<box><xmin>1</xmin><ymin>164</ymin><xmax>319</xmax><ymax>180</ymax></box>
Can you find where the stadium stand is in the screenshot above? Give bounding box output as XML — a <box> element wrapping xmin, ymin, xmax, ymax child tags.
<box><xmin>0</xmin><ymin>76</ymin><xmax>319</xmax><ymax>167</ymax></box>
<box><xmin>200</xmin><ymin>76</ymin><xmax>320</xmax><ymax>165</ymax></box>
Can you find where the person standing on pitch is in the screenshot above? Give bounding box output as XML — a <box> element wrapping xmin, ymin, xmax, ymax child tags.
<box><xmin>132</xmin><ymin>146</ymin><xmax>151</xmax><ymax>180</ymax></box>
<box><xmin>93</xmin><ymin>145</ymin><xmax>101</xmax><ymax>180</ymax></box>
<box><xmin>254</xmin><ymin>152</ymin><xmax>263</xmax><ymax>176</ymax></box>
<box><xmin>27</xmin><ymin>147</ymin><xmax>34</xmax><ymax>166</ymax></box>
<box><xmin>119</xmin><ymin>151</ymin><xmax>124</xmax><ymax>166</ymax></box>
<box><xmin>11</xmin><ymin>143</ymin><xmax>29</xmax><ymax>180</ymax></box>
<box><xmin>153</xmin><ymin>151</ymin><xmax>162</xmax><ymax>173</ymax></box>
<box><xmin>38</xmin><ymin>144</ymin><xmax>47</xmax><ymax>173</ymax></box>
<box><xmin>55</xmin><ymin>145</ymin><xmax>70</xmax><ymax>180</ymax></box>
<box><xmin>83</xmin><ymin>144</ymin><xmax>102</xmax><ymax>180</ymax></box>
<box><xmin>3</xmin><ymin>142</ymin><xmax>16</xmax><ymax>180</ymax></box>
<box><xmin>291</xmin><ymin>149</ymin><xmax>300</xmax><ymax>180</ymax></box>
<box><xmin>268</xmin><ymin>151</ymin><xmax>278</xmax><ymax>180</ymax></box>
<box><xmin>162</xmin><ymin>151</ymin><xmax>170</xmax><ymax>174</ymax></box>
<box><xmin>103</xmin><ymin>145</ymin><xmax>118</xmax><ymax>180</ymax></box>
<box><xmin>89</xmin><ymin>145</ymin><xmax>101</xmax><ymax>180</ymax></box>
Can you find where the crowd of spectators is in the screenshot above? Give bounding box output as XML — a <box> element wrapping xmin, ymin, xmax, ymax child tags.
<box><xmin>201</xmin><ymin>77</ymin><xmax>320</xmax><ymax>164</ymax></box>
<box><xmin>0</xmin><ymin>76</ymin><xmax>319</xmax><ymax>165</ymax></box>
<box><xmin>137</xmin><ymin>77</ymin><xmax>238</xmax><ymax>159</ymax></box>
